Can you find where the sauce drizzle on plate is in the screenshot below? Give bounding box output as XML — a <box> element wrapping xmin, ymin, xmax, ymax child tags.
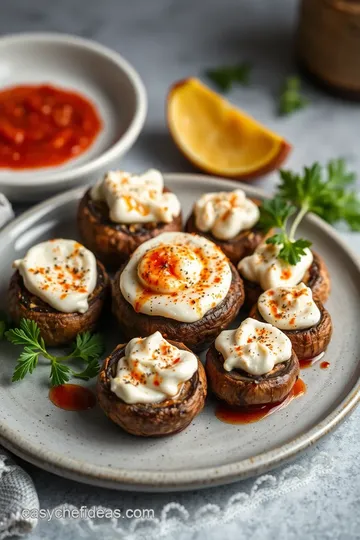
<box><xmin>0</xmin><ymin>84</ymin><xmax>102</xmax><ymax>169</ymax></box>
<box><xmin>215</xmin><ymin>378</ymin><xmax>306</xmax><ymax>424</ymax></box>
<box><xmin>49</xmin><ymin>384</ymin><xmax>96</xmax><ymax>411</ymax></box>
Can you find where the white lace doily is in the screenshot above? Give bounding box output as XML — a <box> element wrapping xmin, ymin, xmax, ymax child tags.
<box><xmin>33</xmin><ymin>452</ymin><xmax>332</xmax><ymax>540</ymax></box>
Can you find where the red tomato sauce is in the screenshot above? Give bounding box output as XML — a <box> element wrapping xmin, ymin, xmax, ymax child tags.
<box><xmin>0</xmin><ymin>84</ymin><xmax>102</xmax><ymax>169</ymax></box>
<box><xmin>49</xmin><ymin>384</ymin><xmax>96</xmax><ymax>411</ymax></box>
<box><xmin>215</xmin><ymin>378</ymin><xmax>306</xmax><ymax>425</ymax></box>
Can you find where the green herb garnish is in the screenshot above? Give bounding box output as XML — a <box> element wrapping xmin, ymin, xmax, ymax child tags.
<box><xmin>206</xmin><ymin>62</ymin><xmax>252</xmax><ymax>92</ymax></box>
<box><xmin>278</xmin><ymin>159</ymin><xmax>360</xmax><ymax>231</ymax></box>
<box><xmin>259</xmin><ymin>197</ymin><xmax>312</xmax><ymax>265</ymax></box>
<box><xmin>6</xmin><ymin>319</ymin><xmax>104</xmax><ymax>386</ymax></box>
<box><xmin>279</xmin><ymin>76</ymin><xmax>308</xmax><ymax>116</ymax></box>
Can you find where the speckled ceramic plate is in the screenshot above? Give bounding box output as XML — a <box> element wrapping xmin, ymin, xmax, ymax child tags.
<box><xmin>0</xmin><ymin>174</ymin><xmax>359</xmax><ymax>492</ymax></box>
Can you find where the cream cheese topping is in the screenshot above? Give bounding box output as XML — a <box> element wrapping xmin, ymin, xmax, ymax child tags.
<box><xmin>120</xmin><ymin>232</ymin><xmax>232</xmax><ymax>323</ymax></box>
<box><xmin>238</xmin><ymin>242</ymin><xmax>313</xmax><ymax>290</ymax></box>
<box><xmin>110</xmin><ymin>331</ymin><xmax>198</xmax><ymax>404</ymax></box>
<box><xmin>215</xmin><ymin>317</ymin><xmax>292</xmax><ymax>376</ymax></box>
<box><xmin>13</xmin><ymin>239</ymin><xmax>97</xmax><ymax>313</ymax></box>
<box><xmin>258</xmin><ymin>282</ymin><xmax>321</xmax><ymax>330</ymax></box>
<box><xmin>90</xmin><ymin>168</ymin><xmax>181</xmax><ymax>224</ymax></box>
<box><xmin>194</xmin><ymin>190</ymin><xmax>260</xmax><ymax>240</ymax></box>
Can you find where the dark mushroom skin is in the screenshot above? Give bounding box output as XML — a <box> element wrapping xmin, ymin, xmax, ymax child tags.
<box><xmin>8</xmin><ymin>261</ymin><xmax>109</xmax><ymax>347</ymax></box>
<box><xmin>96</xmin><ymin>341</ymin><xmax>207</xmax><ymax>437</ymax></box>
<box><xmin>185</xmin><ymin>199</ymin><xmax>271</xmax><ymax>265</ymax></box>
<box><xmin>249</xmin><ymin>299</ymin><xmax>332</xmax><ymax>361</ymax></box>
<box><xmin>240</xmin><ymin>251</ymin><xmax>331</xmax><ymax>309</ymax></box>
<box><xmin>206</xmin><ymin>343</ymin><xmax>300</xmax><ymax>407</ymax></box>
<box><xmin>77</xmin><ymin>188</ymin><xmax>183</xmax><ymax>269</ymax></box>
<box><xmin>111</xmin><ymin>262</ymin><xmax>245</xmax><ymax>353</ymax></box>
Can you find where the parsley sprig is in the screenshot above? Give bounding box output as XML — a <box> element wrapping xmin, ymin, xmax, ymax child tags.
<box><xmin>279</xmin><ymin>76</ymin><xmax>308</xmax><ymax>116</ymax></box>
<box><xmin>6</xmin><ymin>319</ymin><xmax>104</xmax><ymax>386</ymax></box>
<box><xmin>258</xmin><ymin>158</ymin><xmax>360</xmax><ymax>265</ymax></box>
<box><xmin>278</xmin><ymin>159</ymin><xmax>360</xmax><ymax>231</ymax></box>
<box><xmin>259</xmin><ymin>197</ymin><xmax>312</xmax><ymax>265</ymax></box>
<box><xmin>206</xmin><ymin>62</ymin><xmax>252</xmax><ymax>92</ymax></box>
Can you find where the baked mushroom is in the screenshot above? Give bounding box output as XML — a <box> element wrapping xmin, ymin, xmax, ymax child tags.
<box><xmin>206</xmin><ymin>317</ymin><xmax>300</xmax><ymax>407</ymax></box>
<box><xmin>96</xmin><ymin>332</ymin><xmax>207</xmax><ymax>436</ymax></box>
<box><xmin>249</xmin><ymin>282</ymin><xmax>332</xmax><ymax>361</ymax></box>
<box><xmin>8</xmin><ymin>239</ymin><xmax>109</xmax><ymax>346</ymax></box>
<box><xmin>77</xmin><ymin>169</ymin><xmax>182</xmax><ymax>268</ymax></box>
<box><xmin>185</xmin><ymin>190</ymin><xmax>270</xmax><ymax>264</ymax></box>
<box><xmin>238</xmin><ymin>242</ymin><xmax>331</xmax><ymax>308</ymax></box>
<box><xmin>111</xmin><ymin>232</ymin><xmax>245</xmax><ymax>352</ymax></box>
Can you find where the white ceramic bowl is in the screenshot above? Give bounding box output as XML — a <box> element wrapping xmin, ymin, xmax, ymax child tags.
<box><xmin>0</xmin><ymin>33</ymin><xmax>147</xmax><ymax>202</ymax></box>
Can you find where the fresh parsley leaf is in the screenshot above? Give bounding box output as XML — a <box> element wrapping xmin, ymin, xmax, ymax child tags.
<box><xmin>206</xmin><ymin>62</ymin><xmax>252</xmax><ymax>92</ymax></box>
<box><xmin>259</xmin><ymin>194</ymin><xmax>312</xmax><ymax>265</ymax></box>
<box><xmin>258</xmin><ymin>197</ymin><xmax>296</xmax><ymax>232</ymax></box>
<box><xmin>12</xmin><ymin>347</ymin><xmax>39</xmax><ymax>382</ymax></box>
<box><xmin>6</xmin><ymin>318</ymin><xmax>46</xmax><ymax>352</ymax></box>
<box><xmin>50</xmin><ymin>361</ymin><xmax>71</xmax><ymax>387</ymax></box>
<box><xmin>72</xmin><ymin>359</ymin><xmax>100</xmax><ymax>381</ymax></box>
<box><xmin>279</xmin><ymin>76</ymin><xmax>308</xmax><ymax>116</ymax></box>
<box><xmin>71</xmin><ymin>332</ymin><xmax>105</xmax><ymax>362</ymax></box>
<box><xmin>7</xmin><ymin>318</ymin><xmax>104</xmax><ymax>387</ymax></box>
<box><xmin>279</xmin><ymin>239</ymin><xmax>312</xmax><ymax>265</ymax></box>
<box><xmin>327</xmin><ymin>158</ymin><xmax>356</xmax><ymax>187</ymax></box>
<box><xmin>266</xmin><ymin>232</ymin><xmax>312</xmax><ymax>265</ymax></box>
<box><xmin>278</xmin><ymin>159</ymin><xmax>360</xmax><ymax>230</ymax></box>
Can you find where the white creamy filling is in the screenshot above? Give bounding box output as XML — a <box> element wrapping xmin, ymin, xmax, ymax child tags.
<box><xmin>110</xmin><ymin>331</ymin><xmax>198</xmax><ymax>404</ymax></box>
<box><xmin>195</xmin><ymin>189</ymin><xmax>260</xmax><ymax>240</ymax></box>
<box><xmin>91</xmin><ymin>168</ymin><xmax>181</xmax><ymax>224</ymax></box>
<box><xmin>258</xmin><ymin>282</ymin><xmax>321</xmax><ymax>330</ymax></box>
<box><xmin>13</xmin><ymin>239</ymin><xmax>97</xmax><ymax>313</ymax></box>
<box><xmin>120</xmin><ymin>232</ymin><xmax>232</xmax><ymax>323</ymax></box>
<box><xmin>215</xmin><ymin>317</ymin><xmax>292</xmax><ymax>376</ymax></box>
<box><xmin>238</xmin><ymin>242</ymin><xmax>313</xmax><ymax>290</ymax></box>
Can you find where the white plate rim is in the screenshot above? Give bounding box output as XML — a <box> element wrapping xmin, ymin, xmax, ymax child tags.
<box><xmin>0</xmin><ymin>173</ymin><xmax>359</xmax><ymax>491</ymax></box>
<box><xmin>0</xmin><ymin>32</ymin><xmax>148</xmax><ymax>186</ymax></box>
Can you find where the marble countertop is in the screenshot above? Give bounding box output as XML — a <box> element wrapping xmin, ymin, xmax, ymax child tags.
<box><xmin>1</xmin><ymin>0</ymin><xmax>360</xmax><ymax>539</ymax></box>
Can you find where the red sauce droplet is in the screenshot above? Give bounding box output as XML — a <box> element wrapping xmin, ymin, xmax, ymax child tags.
<box><xmin>320</xmin><ymin>361</ymin><xmax>330</xmax><ymax>370</ymax></box>
<box><xmin>299</xmin><ymin>358</ymin><xmax>314</xmax><ymax>369</ymax></box>
<box><xmin>0</xmin><ymin>84</ymin><xmax>102</xmax><ymax>169</ymax></box>
<box><xmin>49</xmin><ymin>384</ymin><xmax>96</xmax><ymax>411</ymax></box>
<box><xmin>300</xmin><ymin>354</ymin><xmax>325</xmax><ymax>369</ymax></box>
<box><xmin>215</xmin><ymin>378</ymin><xmax>306</xmax><ymax>424</ymax></box>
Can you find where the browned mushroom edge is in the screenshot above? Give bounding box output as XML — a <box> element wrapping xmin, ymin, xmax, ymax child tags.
<box><xmin>249</xmin><ymin>299</ymin><xmax>333</xmax><ymax>361</ymax></box>
<box><xmin>8</xmin><ymin>261</ymin><xmax>109</xmax><ymax>347</ymax></box>
<box><xmin>77</xmin><ymin>188</ymin><xmax>183</xmax><ymax>269</ymax></box>
<box><xmin>206</xmin><ymin>343</ymin><xmax>300</xmax><ymax>407</ymax></box>
<box><xmin>96</xmin><ymin>340</ymin><xmax>207</xmax><ymax>437</ymax></box>
<box><xmin>240</xmin><ymin>251</ymin><xmax>331</xmax><ymax>309</ymax></box>
<box><xmin>185</xmin><ymin>199</ymin><xmax>272</xmax><ymax>265</ymax></box>
<box><xmin>111</xmin><ymin>262</ymin><xmax>245</xmax><ymax>353</ymax></box>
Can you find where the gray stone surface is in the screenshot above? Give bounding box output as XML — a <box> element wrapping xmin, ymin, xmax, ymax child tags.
<box><xmin>0</xmin><ymin>0</ymin><xmax>359</xmax><ymax>538</ymax></box>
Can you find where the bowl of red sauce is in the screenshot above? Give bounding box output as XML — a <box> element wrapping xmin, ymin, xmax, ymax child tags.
<box><xmin>0</xmin><ymin>33</ymin><xmax>147</xmax><ymax>201</ymax></box>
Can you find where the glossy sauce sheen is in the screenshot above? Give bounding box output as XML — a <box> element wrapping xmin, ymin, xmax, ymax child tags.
<box><xmin>0</xmin><ymin>84</ymin><xmax>102</xmax><ymax>169</ymax></box>
<box><xmin>215</xmin><ymin>378</ymin><xmax>306</xmax><ymax>424</ymax></box>
<box><xmin>320</xmin><ymin>361</ymin><xmax>330</xmax><ymax>369</ymax></box>
<box><xmin>49</xmin><ymin>384</ymin><xmax>96</xmax><ymax>411</ymax></box>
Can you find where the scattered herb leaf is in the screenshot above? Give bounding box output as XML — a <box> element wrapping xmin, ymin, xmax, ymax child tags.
<box><xmin>279</xmin><ymin>76</ymin><xmax>308</xmax><ymax>116</ymax></box>
<box><xmin>206</xmin><ymin>62</ymin><xmax>252</xmax><ymax>92</ymax></box>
